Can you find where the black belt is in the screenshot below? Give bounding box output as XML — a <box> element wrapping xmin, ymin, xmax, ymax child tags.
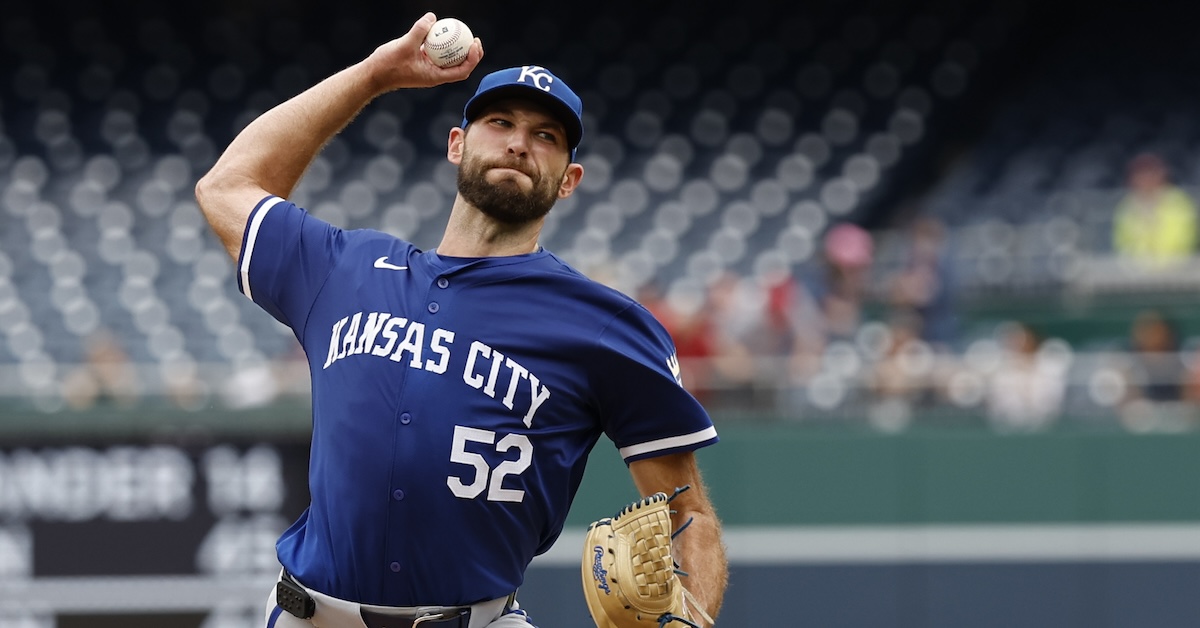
<box><xmin>277</xmin><ymin>570</ymin><xmax>474</xmax><ymax>627</ymax></box>
<box><xmin>359</xmin><ymin>606</ymin><xmax>469</xmax><ymax>628</ymax></box>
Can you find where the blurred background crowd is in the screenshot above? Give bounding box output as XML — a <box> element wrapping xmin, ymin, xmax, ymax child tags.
<box><xmin>3</xmin><ymin>0</ymin><xmax>1200</xmax><ymax>435</ymax></box>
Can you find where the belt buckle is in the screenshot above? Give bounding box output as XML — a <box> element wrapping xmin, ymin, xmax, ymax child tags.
<box><xmin>413</xmin><ymin>609</ymin><xmax>469</xmax><ymax>626</ymax></box>
<box><xmin>361</xmin><ymin>607</ymin><xmax>469</xmax><ymax>628</ymax></box>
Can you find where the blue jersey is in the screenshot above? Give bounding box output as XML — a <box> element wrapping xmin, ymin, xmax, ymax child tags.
<box><xmin>237</xmin><ymin>196</ymin><xmax>718</xmax><ymax>607</ymax></box>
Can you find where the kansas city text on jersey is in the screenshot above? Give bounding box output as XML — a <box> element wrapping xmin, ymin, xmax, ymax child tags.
<box><xmin>322</xmin><ymin>311</ymin><xmax>552</xmax><ymax>427</ymax></box>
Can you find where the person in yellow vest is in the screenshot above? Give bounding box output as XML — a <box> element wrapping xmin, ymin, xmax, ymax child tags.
<box><xmin>1112</xmin><ymin>152</ymin><xmax>1198</xmax><ymax>265</ymax></box>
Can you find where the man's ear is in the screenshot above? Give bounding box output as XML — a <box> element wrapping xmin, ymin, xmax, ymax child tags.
<box><xmin>447</xmin><ymin>126</ymin><xmax>466</xmax><ymax>165</ymax></box>
<box><xmin>557</xmin><ymin>162</ymin><xmax>585</xmax><ymax>199</ymax></box>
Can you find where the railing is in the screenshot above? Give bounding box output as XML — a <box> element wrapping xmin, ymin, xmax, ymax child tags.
<box><xmin>1</xmin><ymin>347</ymin><xmax>1196</xmax><ymax>434</ymax></box>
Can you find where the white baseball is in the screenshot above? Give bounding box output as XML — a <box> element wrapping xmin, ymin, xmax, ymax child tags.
<box><xmin>424</xmin><ymin>18</ymin><xmax>473</xmax><ymax>68</ymax></box>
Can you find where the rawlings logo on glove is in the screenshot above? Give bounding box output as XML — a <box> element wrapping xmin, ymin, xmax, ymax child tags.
<box><xmin>581</xmin><ymin>487</ymin><xmax>713</xmax><ymax>627</ymax></box>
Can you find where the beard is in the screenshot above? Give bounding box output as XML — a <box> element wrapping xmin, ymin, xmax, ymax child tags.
<box><xmin>457</xmin><ymin>150</ymin><xmax>562</xmax><ymax>225</ymax></box>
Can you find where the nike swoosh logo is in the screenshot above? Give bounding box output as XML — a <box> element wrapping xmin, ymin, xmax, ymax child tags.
<box><xmin>373</xmin><ymin>256</ymin><xmax>408</xmax><ymax>271</ymax></box>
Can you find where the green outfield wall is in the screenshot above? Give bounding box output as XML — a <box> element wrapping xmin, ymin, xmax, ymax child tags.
<box><xmin>570</xmin><ymin>423</ymin><xmax>1200</xmax><ymax>526</ymax></box>
<box><xmin>3</xmin><ymin>405</ymin><xmax>1199</xmax><ymax>526</ymax></box>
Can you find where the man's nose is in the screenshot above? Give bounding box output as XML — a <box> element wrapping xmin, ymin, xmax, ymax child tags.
<box><xmin>506</xmin><ymin>132</ymin><xmax>530</xmax><ymax>155</ymax></box>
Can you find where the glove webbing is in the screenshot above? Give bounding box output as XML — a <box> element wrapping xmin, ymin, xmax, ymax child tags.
<box><xmin>590</xmin><ymin>487</ymin><xmax>716</xmax><ymax>627</ymax></box>
<box><xmin>626</xmin><ymin>507</ymin><xmax>674</xmax><ymax>598</ymax></box>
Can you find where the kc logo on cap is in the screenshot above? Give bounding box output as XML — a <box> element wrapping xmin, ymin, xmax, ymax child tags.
<box><xmin>516</xmin><ymin>66</ymin><xmax>555</xmax><ymax>92</ymax></box>
<box><xmin>461</xmin><ymin>65</ymin><xmax>585</xmax><ymax>159</ymax></box>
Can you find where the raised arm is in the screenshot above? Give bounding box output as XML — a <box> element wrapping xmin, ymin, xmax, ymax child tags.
<box><xmin>629</xmin><ymin>451</ymin><xmax>728</xmax><ymax>626</ymax></box>
<box><xmin>194</xmin><ymin>12</ymin><xmax>483</xmax><ymax>260</ymax></box>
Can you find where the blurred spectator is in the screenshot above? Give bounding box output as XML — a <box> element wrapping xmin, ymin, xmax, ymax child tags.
<box><xmin>985</xmin><ymin>322</ymin><xmax>1067</xmax><ymax>432</ymax></box>
<box><xmin>710</xmin><ymin>270</ymin><xmax>826</xmax><ymax>413</ymax></box>
<box><xmin>1112</xmin><ymin>152</ymin><xmax>1198</xmax><ymax>265</ymax></box>
<box><xmin>746</xmin><ymin>271</ymin><xmax>800</xmax><ymax>360</ymax></box>
<box><xmin>782</xmin><ymin>276</ymin><xmax>828</xmax><ymax>387</ymax></box>
<box><xmin>802</xmin><ymin>222</ymin><xmax>875</xmax><ymax>341</ymax></box>
<box><xmin>1126</xmin><ymin>310</ymin><xmax>1184</xmax><ymax>401</ymax></box>
<box><xmin>700</xmin><ymin>272</ymin><xmax>760</xmax><ymax>409</ymax></box>
<box><xmin>777</xmin><ymin>223</ymin><xmax>876</xmax><ymax>416</ymax></box>
<box><xmin>1118</xmin><ymin>309</ymin><xmax>1192</xmax><ymax>430</ymax></box>
<box><xmin>647</xmin><ymin>271</ymin><xmax>805</xmax><ymax>412</ymax></box>
<box><xmin>758</xmin><ymin>266</ymin><xmax>825</xmax><ymax>391</ymax></box>
<box><xmin>651</xmin><ymin>282</ymin><xmax>720</xmax><ymax>404</ymax></box>
<box><xmin>61</xmin><ymin>329</ymin><xmax>141</xmax><ymax>410</ymax></box>
<box><xmin>882</xmin><ymin>216</ymin><xmax>958</xmax><ymax>347</ymax></box>
<box><xmin>706</xmin><ymin>272</ymin><xmax>756</xmax><ymax>344</ymax></box>
<box><xmin>221</xmin><ymin>354</ymin><xmax>281</xmax><ymax>409</ymax></box>
<box><xmin>774</xmin><ymin>222</ymin><xmax>875</xmax><ymax>411</ymax></box>
<box><xmin>866</xmin><ymin>310</ymin><xmax>934</xmax><ymax>430</ymax></box>
<box><xmin>160</xmin><ymin>356</ymin><xmax>209</xmax><ymax>411</ymax></box>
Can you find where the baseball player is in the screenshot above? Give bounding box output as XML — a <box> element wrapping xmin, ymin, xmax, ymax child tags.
<box><xmin>195</xmin><ymin>13</ymin><xmax>727</xmax><ymax>628</ymax></box>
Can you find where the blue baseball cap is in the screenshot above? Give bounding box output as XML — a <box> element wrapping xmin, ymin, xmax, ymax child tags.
<box><xmin>461</xmin><ymin>65</ymin><xmax>584</xmax><ymax>160</ymax></box>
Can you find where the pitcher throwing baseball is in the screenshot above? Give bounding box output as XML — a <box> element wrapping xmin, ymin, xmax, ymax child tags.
<box><xmin>195</xmin><ymin>12</ymin><xmax>727</xmax><ymax>628</ymax></box>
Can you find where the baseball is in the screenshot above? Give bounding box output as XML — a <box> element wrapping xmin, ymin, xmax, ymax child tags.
<box><xmin>424</xmin><ymin>18</ymin><xmax>473</xmax><ymax>68</ymax></box>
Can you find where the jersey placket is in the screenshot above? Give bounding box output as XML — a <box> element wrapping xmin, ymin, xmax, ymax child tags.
<box><xmin>381</xmin><ymin>269</ymin><xmax>456</xmax><ymax>586</ymax></box>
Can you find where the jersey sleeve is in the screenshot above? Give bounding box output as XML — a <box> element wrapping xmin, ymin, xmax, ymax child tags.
<box><xmin>236</xmin><ymin>195</ymin><xmax>344</xmax><ymax>340</ymax></box>
<box><xmin>593</xmin><ymin>303</ymin><xmax>719</xmax><ymax>463</ymax></box>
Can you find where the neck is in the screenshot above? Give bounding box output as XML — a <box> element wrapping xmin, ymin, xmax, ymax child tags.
<box><xmin>436</xmin><ymin>198</ymin><xmax>544</xmax><ymax>257</ymax></box>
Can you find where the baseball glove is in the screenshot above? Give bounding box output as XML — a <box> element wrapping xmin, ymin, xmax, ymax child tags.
<box><xmin>581</xmin><ymin>488</ymin><xmax>713</xmax><ymax>627</ymax></box>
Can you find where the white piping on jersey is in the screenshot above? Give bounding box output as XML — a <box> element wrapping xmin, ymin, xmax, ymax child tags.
<box><xmin>240</xmin><ymin>196</ymin><xmax>285</xmax><ymax>302</ymax></box>
<box><xmin>618</xmin><ymin>426</ymin><xmax>718</xmax><ymax>461</ymax></box>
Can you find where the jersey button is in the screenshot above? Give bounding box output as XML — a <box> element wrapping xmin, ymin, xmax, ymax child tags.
<box><xmin>437</xmin><ymin>277</ymin><xmax>449</xmax><ymax>289</ymax></box>
<box><xmin>399</xmin><ymin>412</ymin><xmax>412</xmax><ymax>424</ymax></box>
<box><xmin>390</xmin><ymin>561</ymin><xmax>402</xmax><ymax>573</ymax></box>
<box><xmin>392</xmin><ymin>489</ymin><xmax>405</xmax><ymax>501</ymax></box>
<box><xmin>427</xmin><ymin>302</ymin><xmax>440</xmax><ymax>313</ymax></box>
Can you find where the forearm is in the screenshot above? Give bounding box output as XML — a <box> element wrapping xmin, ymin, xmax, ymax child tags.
<box><xmin>195</xmin><ymin>60</ymin><xmax>382</xmax><ymax>259</ymax></box>
<box><xmin>203</xmin><ymin>11</ymin><xmax>480</xmax><ymax>200</ymax></box>
<box><xmin>195</xmin><ymin>12</ymin><xmax>483</xmax><ymax>260</ymax></box>
<box><xmin>672</xmin><ymin>506</ymin><xmax>728</xmax><ymax>625</ymax></box>
<box><xmin>629</xmin><ymin>453</ymin><xmax>729</xmax><ymax>625</ymax></box>
<box><xmin>204</xmin><ymin>61</ymin><xmax>381</xmax><ymax>200</ymax></box>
